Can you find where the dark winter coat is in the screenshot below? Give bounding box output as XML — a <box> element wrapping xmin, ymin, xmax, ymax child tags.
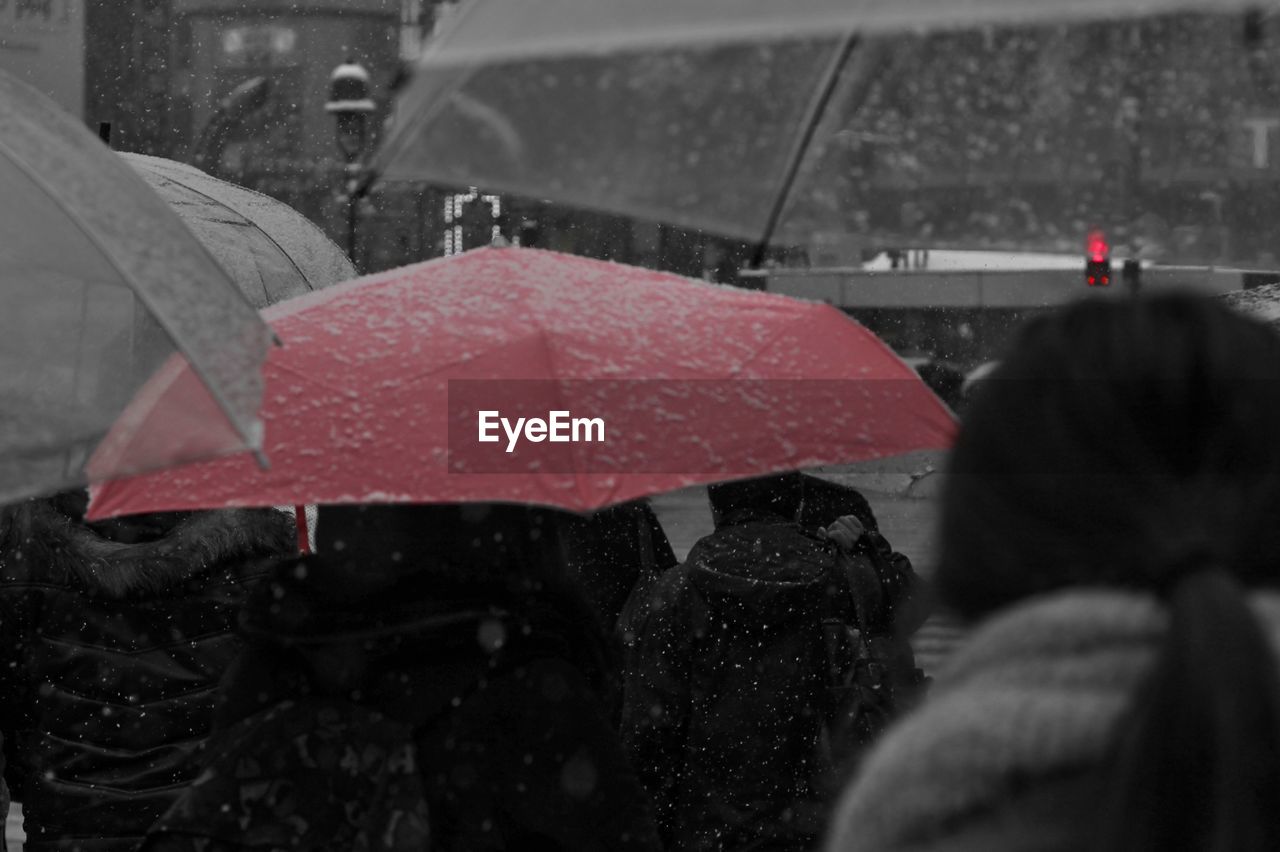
<box><xmin>144</xmin><ymin>554</ymin><xmax>665</xmax><ymax>852</ymax></box>
<box><xmin>0</xmin><ymin>501</ymin><xmax>293</xmax><ymax>852</ymax></box>
<box><xmin>620</xmin><ymin>515</ymin><xmax>841</xmax><ymax>852</ymax></box>
<box><xmin>561</xmin><ymin>501</ymin><xmax>677</xmax><ymax>632</ymax></box>
<box><xmin>797</xmin><ymin>475</ymin><xmax>929</xmax><ymax>637</ymax></box>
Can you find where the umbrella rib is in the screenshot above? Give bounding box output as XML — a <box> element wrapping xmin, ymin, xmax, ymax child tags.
<box><xmin>263</xmin><ymin>329</ymin><xmax>571</xmax><ymax>422</ymax></box>
<box><xmin>120</xmin><ymin>156</ymin><xmax>272</xmax><ymax>323</ymax></box>
<box><xmin>262</xmin><ymin>358</ymin><xmax>354</xmax><ymax>400</ymax></box>
<box><xmin>725</xmin><ymin>306</ymin><xmax>814</xmax><ymax>379</ymax></box>
<box><xmin>158</xmin><ymin>173</ymin><xmax>320</xmax><ymax>295</ymax></box>
<box><xmin>751</xmin><ymin>31</ymin><xmax>860</xmax><ymax>267</ymax></box>
<box><xmin>0</xmin><ymin>139</ymin><xmax>268</xmax><ymax>458</ymax></box>
<box><xmin>589</xmin><ymin>468</ymin><xmax>629</xmax><ymax>512</ymax></box>
<box><xmin>0</xmin><ymin>426</ymin><xmax>104</xmax><ymax>456</ymax></box>
<box><xmin>364</xmin><ymin>7</ymin><xmax>487</xmax><ymax>192</ymax></box>
<box><xmin>530</xmin><ymin>326</ymin><xmax>593</xmax><ymax>508</ymax></box>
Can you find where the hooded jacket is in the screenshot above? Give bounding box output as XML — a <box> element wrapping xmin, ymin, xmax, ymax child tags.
<box><xmin>620</xmin><ymin>514</ymin><xmax>839</xmax><ymax>851</ymax></box>
<box><xmin>0</xmin><ymin>500</ymin><xmax>293</xmax><ymax>852</ymax></box>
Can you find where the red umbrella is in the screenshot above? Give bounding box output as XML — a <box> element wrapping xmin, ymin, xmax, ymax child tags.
<box><xmin>87</xmin><ymin>247</ymin><xmax>954</xmax><ymax>519</ymax></box>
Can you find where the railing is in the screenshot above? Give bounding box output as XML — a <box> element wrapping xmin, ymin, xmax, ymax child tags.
<box><xmin>743</xmin><ymin>265</ymin><xmax>1267</xmax><ymax>309</ymax></box>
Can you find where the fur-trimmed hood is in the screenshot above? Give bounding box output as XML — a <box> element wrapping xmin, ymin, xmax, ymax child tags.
<box><xmin>0</xmin><ymin>499</ymin><xmax>294</xmax><ymax>599</ymax></box>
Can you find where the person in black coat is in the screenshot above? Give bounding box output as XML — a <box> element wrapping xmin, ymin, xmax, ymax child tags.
<box><xmin>0</xmin><ymin>493</ymin><xmax>293</xmax><ymax>852</ymax></box>
<box><xmin>797</xmin><ymin>473</ymin><xmax>930</xmax><ymax>637</ymax></box>
<box><xmin>797</xmin><ymin>474</ymin><xmax>931</xmax><ymax>792</ymax></box>
<box><xmin>560</xmin><ymin>500</ymin><xmax>677</xmax><ymax>633</ymax></box>
<box><xmin>620</xmin><ymin>473</ymin><xmax>909</xmax><ymax>852</ymax></box>
<box><xmin>144</xmin><ymin>503</ymin><xmax>664</xmax><ymax>852</ymax></box>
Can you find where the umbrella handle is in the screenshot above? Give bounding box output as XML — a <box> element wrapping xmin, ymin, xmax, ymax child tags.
<box><xmin>294</xmin><ymin>504</ymin><xmax>311</xmax><ymax>554</ymax></box>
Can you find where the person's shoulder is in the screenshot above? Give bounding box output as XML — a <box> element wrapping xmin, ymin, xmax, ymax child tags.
<box><xmin>689</xmin><ymin>521</ymin><xmax>830</xmax><ymax>579</ymax></box>
<box><xmin>644</xmin><ymin>562</ymin><xmax>699</xmax><ymax>609</ymax></box>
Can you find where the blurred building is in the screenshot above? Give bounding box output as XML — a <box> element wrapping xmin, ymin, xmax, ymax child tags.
<box><xmin>81</xmin><ymin>0</ymin><xmax>428</xmax><ymax>266</ymax></box>
<box><xmin>69</xmin><ymin>0</ymin><xmax>764</xmax><ymax>277</ymax></box>
<box><xmin>169</xmin><ymin>0</ymin><xmax>400</xmax><ymax>244</ymax></box>
<box><xmin>0</xmin><ymin>0</ymin><xmax>85</xmax><ymax>117</ymax></box>
<box><xmin>85</xmin><ymin>0</ymin><xmax>173</xmax><ymax>152</ymax></box>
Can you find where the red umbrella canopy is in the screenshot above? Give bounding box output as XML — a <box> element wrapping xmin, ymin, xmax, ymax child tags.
<box><xmin>88</xmin><ymin>247</ymin><xmax>955</xmax><ymax>518</ymax></box>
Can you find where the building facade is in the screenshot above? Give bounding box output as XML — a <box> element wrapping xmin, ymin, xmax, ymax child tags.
<box><xmin>1</xmin><ymin>0</ymin><xmax>84</xmax><ymax>117</ymax></box>
<box><xmin>169</xmin><ymin>0</ymin><xmax>400</xmax><ymax>254</ymax></box>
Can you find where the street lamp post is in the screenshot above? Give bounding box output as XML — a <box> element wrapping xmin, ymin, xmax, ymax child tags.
<box><xmin>191</xmin><ymin>76</ymin><xmax>272</xmax><ymax>179</ymax></box>
<box><xmin>325</xmin><ymin>59</ymin><xmax>376</xmax><ymax>267</ymax></box>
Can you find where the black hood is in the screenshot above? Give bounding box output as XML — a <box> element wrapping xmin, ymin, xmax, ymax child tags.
<box><xmin>684</xmin><ymin>520</ymin><xmax>833</xmax><ymax>625</ymax></box>
<box><xmin>0</xmin><ymin>499</ymin><xmax>294</xmax><ymax>598</ymax></box>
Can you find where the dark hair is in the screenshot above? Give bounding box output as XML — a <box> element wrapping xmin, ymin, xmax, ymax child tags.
<box><xmin>798</xmin><ymin>473</ymin><xmax>879</xmax><ymax>533</ymax></box>
<box><xmin>936</xmin><ymin>294</ymin><xmax>1280</xmax><ymax>851</ymax></box>
<box><xmin>707</xmin><ymin>472</ymin><xmax>803</xmax><ymax>525</ymax></box>
<box><xmin>914</xmin><ymin>361</ymin><xmax>965</xmax><ymax>413</ymax></box>
<box><xmin>558</xmin><ymin>500</ymin><xmax>677</xmax><ymax>628</ymax></box>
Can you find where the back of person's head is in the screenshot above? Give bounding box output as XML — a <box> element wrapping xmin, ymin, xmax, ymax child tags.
<box><xmin>309</xmin><ymin>502</ymin><xmax>615</xmax><ymax>692</ymax></box>
<box><xmin>914</xmin><ymin>360</ymin><xmax>965</xmax><ymax>413</ymax></box>
<box><xmin>559</xmin><ymin>500</ymin><xmax>677</xmax><ymax>627</ymax></box>
<box><xmin>936</xmin><ymin>293</ymin><xmax>1280</xmax><ymax>852</ymax></box>
<box><xmin>315</xmin><ymin>502</ymin><xmax>565</xmax><ymax>596</ymax></box>
<box><xmin>798</xmin><ymin>474</ymin><xmax>878</xmax><ymax>533</ymax></box>
<box><xmin>707</xmin><ymin>472</ymin><xmax>803</xmax><ymax>527</ymax></box>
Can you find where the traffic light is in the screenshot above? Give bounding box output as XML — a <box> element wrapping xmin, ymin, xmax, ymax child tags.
<box><xmin>1085</xmin><ymin>229</ymin><xmax>1111</xmax><ymax>287</ymax></box>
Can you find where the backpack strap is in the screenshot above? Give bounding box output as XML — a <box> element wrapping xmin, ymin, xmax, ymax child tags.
<box><xmin>829</xmin><ymin>549</ymin><xmax>885</xmax><ymax>636</ymax></box>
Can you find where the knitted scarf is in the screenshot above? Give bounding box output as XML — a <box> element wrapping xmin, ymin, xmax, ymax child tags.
<box><xmin>825</xmin><ymin>590</ymin><xmax>1280</xmax><ymax>852</ymax></box>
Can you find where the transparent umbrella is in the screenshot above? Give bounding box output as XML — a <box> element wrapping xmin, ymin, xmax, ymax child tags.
<box><xmin>0</xmin><ymin>70</ymin><xmax>273</xmax><ymax>503</ymax></box>
<box><xmin>376</xmin><ymin>0</ymin><xmax>1280</xmax><ymax>270</ymax></box>
<box><xmin>125</xmin><ymin>154</ymin><xmax>355</xmax><ymax>309</ymax></box>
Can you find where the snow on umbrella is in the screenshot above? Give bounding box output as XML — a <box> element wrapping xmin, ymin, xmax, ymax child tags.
<box><xmin>124</xmin><ymin>154</ymin><xmax>355</xmax><ymax>309</ymax></box>
<box><xmin>87</xmin><ymin>246</ymin><xmax>956</xmax><ymax>519</ymax></box>
<box><xmin>0</xmin><ymin>70</ymin><xmax>272</xmax><ymax>504</ymax></box>
<box><xmin>376</xmin><ymin>2</ymin><xmax>1280</xmax><ymax>270</ymax></box>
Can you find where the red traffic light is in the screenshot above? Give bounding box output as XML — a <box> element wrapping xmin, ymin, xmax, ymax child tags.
<box><xmin>1086</xmin><ymin>229</ymin><xmax>1110</xmax><ymax>264</ymax></box>
<box><xmin>1085</xmin><ymin>229</ymin><xmax>1111</xmax><ymax>286</ymax></box>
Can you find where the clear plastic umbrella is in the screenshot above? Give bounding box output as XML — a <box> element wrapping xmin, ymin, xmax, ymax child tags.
<box><xmin>125</xmin><ymin>154</ymin><xmax>355</xmax><ymax>309</ymax></box>
<box><xmin>376</xmin><ymin>0</ymin><xmax>1280</xmax><ymax>269</ymax></box>
<box><xmin>0</xmin><ymin>70</ymin><xmax>273</xmax><ymax>504</ymax></box>
<box><xmin>396</xmin><ymin>0</ymin><xmax>1275</xmax><ymax>62</ymax></box>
